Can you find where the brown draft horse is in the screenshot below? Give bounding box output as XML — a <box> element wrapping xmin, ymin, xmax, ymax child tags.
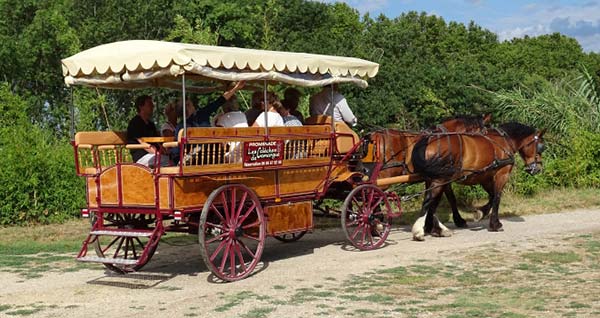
<box><xmin>370</xmin><ymin>114</ymin><xmax>491</xmax><ymax>227</ymax></box>
<box><xmin>410</xmin><ymin>122</ymin><xmax>546</xmax><ymax>241</ymax></box>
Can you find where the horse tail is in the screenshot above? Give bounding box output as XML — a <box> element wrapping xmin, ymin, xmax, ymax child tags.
<box><xmin>411</xmin><ymin>135</ymin><xmax>457</xmax><ymax>178</ymax></box>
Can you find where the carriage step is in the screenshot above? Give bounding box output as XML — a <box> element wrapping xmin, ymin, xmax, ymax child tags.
<box><xmin>89</xmin><ymin>230</ymin><xmax>154</xmax><ymax>237</ymax></box>
<box><xmin>77</xmin><ymin>256</ymin><xmax>138</xmax><ymax>265</ymax></box>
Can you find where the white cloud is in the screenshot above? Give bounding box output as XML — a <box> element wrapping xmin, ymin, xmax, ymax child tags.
<box><xmin>494</xmin><ymin>2</ymin><xmax>600</xmax><ymax>51</ymax></box>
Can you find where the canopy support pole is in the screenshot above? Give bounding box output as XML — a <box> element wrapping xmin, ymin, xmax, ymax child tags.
<box><xmin>69</xmin><ymin>87</ymin><xmax>75</xmax><ymax>141</ymax></box>
<box><xmin>263</xmin><ymin>80</ymin><xmax>269</xmax><ymax>138</ymax></box>
<box><xmin>330</xmin><ymin>85</ymin><xmax>335</xmax><ymax>138</ymax></box>
<box><xmin>182</xmin><ymin>73</ymin><xmax>187</xmax><ymax>137</ymax></box>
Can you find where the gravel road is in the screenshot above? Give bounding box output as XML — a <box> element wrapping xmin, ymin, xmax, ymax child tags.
<box><xmin>1</xmin><ymin>208</ymin><xmax>599</xmax><ymax>317</ymax></box>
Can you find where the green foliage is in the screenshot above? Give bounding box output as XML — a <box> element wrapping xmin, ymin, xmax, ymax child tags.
<box><xmin>0</xmin><ymin>84</ymin><xmax>84</xmax><ymax>225</ymax></box>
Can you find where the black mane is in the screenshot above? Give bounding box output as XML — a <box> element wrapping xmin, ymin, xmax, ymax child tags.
<box><xmin>434</xmin><ymin>114</ymin><xmax>486</xmax><ymax>131</ymax></box>
<box><xmin>499</xmin><ymin>122</ymin><xmax>536</xmax><ymax>138</ymax></box>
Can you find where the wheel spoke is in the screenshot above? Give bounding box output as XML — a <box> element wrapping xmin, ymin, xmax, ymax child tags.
<box><xmin>238</xmin><ymin>239</ymin><xmax>256</xmax><ymax>259</ymax></box>
<box><xmin>228</xmin><ymin>243</ymin><xmax>236</xmax><ymax>277</ymax></box>
<box><xmin>242</xmin><ymin>233</ymin><xmax>261</xmax><ymax>242</ymax></box>
<box><xmin>102</xmin><ymin>236</ymin><xmax>120</xmax><ymax>253</ymax></box>
<box><xmin>205</xmin><ymin>221</ymin><xmax>225</xmax><ymax>231</ymax></box>
<box><xmin>235</xmin><ymin>242</ymin><xmax>247</xmax><ymax>273</ymax></box>
<box><xmin>220</xmin><ymin>191</ymin><xmax>230</xmax><ymax>224</ymax></box>
<box><xmin>238</xmin><ymin>203</ymin><xmax>257</xmax><ymax>224</ymax></box>
<box><xmin>113</xmin><ymin>237</ymin><xmax>126</xmax><ymax>258</ymax></box>
<box><xmin>235</xmin><ymin>192</ymin><xmax>248</xmax><ymax>220</ymax></box>
<box><xmin>209</xmin><ymin>239</ymin><xmax>228</xmax><ymax>262</ymax></box>
<box><xmin>206</xmin><ymin>232</ymin><xmax>228</xmax><ymax>244</ymax></box>
<box><xmin>219</xmin><ymin>241</ymin><xmax>231</xmax><ymax>273</ymax></box>
<box><xmin>210</xmin><ymin>204</ymin><xmax>226</xmax><ymax>224</ymax></box>
<box><xmin>350</xmin><ymin>223</ymin><xmax>363</xmax><ymax>241</ymax></box>
<box><xmin>242</xmin><ymin>220</ymin><xmax>261</xmax><ymax>230</ymax></box>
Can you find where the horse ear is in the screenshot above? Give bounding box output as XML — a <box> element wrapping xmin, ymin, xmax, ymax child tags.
<box><xmin>538</xmin><ymin>128</ymin><xmax>547</xmax><ymax>138</ymax></box>
<box><xmin>482</xmin><ymin>113</ymin><xmax>492</xmax><ymax>124</ymax></box>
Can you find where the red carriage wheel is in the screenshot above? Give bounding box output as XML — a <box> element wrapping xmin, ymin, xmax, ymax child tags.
<box><xmin>92</xmin><ymin>213</ymin><xmax>160</xmax><ymax>273</ymax></box>
<box><xmin>341</xmin><ymin>184</ymin><xmax>392</xmax><ymax>251</ymax></box>
<box><xmin>274</xmin><ymin>231</ymin><xmax>307</xmax><ymax>243</ymax></box>
<box><xmin>199</xmin><ymin>184</ymin><xmax>266</xmax><ymax>282</ymax></box>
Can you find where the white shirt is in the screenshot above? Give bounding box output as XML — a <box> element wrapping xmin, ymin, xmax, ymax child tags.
<box><xmin>309</xmin><ymin>89</ymin><xmax>357</xmax><ymax>126</ymax></box>
<box><xmin>254</xmin><ymin>111</ymin><xmax>285</xmax><ymax>127</ymax></box>
<box><xmin>215</xmin><ymin>111</ymin><xmax>248</xmax><ymax>128</ymax></box>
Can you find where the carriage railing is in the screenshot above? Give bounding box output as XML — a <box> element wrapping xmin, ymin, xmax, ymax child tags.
<box><xmin>73</xmin><ymin>131</ymin><xmax>135</xmax><ymax>176</ymax></box>
<box><xmin>161</xmin><ymin>126</ymin><xmax>333</xmax><ymax>175</ymax></box>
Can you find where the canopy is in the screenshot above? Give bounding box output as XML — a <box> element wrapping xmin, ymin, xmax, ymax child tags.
<box><xmin>61</xmin><ymin>40</ymin><xmax>379</xmax><ymax>90</ymax></box>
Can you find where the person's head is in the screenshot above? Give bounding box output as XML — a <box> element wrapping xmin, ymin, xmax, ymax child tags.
<box><xmin>222</xmin><ymin>95</ymin><xmax>239</xmax><ymax>113</ymax></box>
<box><xmin>267</xmin><ymin>92</ymin><xmax>283</xmax><ymax>113</ymax></box>
<box><xmin>251</xmin><ymin>91</ymin><xmax>263</xmax><ymax>110</ymax></box>
<box><xmin>175</xmin><ymin>98</ymin><xmax>195</xmax><ymax>119</ymax></box>
<box><xmin>135</xmin><ymin>95</ymin><xmax>154</xmax><ymax>120</ymax></box>
<box><xmin>164</xmin><ymin>102</ymin><xmax>177</xmax><ymax>124</ymax></box>
<box><xmin>283</xmin><ymin>88</ymin><xmax>301</xmax><ymax>111</ymax></box>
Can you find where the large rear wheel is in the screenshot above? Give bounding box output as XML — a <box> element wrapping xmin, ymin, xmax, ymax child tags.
<box><xmin>199</xmin><ymin>184</ymin><xmax>266</xmax><ymax>282</ymax></box>
<box><xmin>341</xmin><ymin>184</ymin><xmax>392</xmax><ymax>251</ymax></box>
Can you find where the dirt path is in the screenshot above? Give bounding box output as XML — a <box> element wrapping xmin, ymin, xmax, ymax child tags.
<box><xmin>1</xmin><ymin>208</ymin><xmax>600</xmax><ymax>317</ymax></box>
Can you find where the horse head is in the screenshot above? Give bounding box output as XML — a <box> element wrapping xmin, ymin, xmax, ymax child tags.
<box><xmin>501</xmin><ymin>123</ymin><xmax>546</xmax><ymax>175</ymax></box>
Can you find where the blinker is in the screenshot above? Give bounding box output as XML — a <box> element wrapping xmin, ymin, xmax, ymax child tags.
<box><xmin>536</xmin><ymin>142</ymin><xmax>545</xmax><ymax>154</ymax></box>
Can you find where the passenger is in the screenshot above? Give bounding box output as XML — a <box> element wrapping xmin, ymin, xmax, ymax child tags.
<box><xmin>214</xmin><ymin>96</ymin><xmax>248</xmax><ymax>128</ymax></box>
<box><xmin>172</xmin><ymin>81</ymin><xmax>245</xmax><ymax>165</ymax></box>
<box><xmin>161</xmin><ymin>101</ymin><xmax>177</xmax><ymax>137</ymax></box>
<box><xmin>126</xmin><ymin>95</ymin><xmax>169</xmax><ymax>167</ymax></box>
<box><xmin>309</xmin><ymin>84</ymin><xmax>357</xmax><ymax>126</ymax></box>
<box><xmin>282</xmin><ymin>87</ymin><xmax>304</xmax><ymax>124</ymax></box>
<box><xmin>252</xmin><ymin>92</ymin><xmax>285</xmax><ymax>127</ymax></box>
<box><xmin>279</xmin><ymin>99</ymin><xmax>303</xmax><ymax>127</ymax></box>
<box><xmin>245</xmin><ymin>91</ymin><xmax>263</xmax><ymax>126</ymax></box>
<box><xmin>173</xmin><ymin>81</ymin><xmax>245</xmax><ymax>140</ymax></box>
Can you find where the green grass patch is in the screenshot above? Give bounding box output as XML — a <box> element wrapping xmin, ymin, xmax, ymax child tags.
<box><xmin>0</xmin><ymin>305</ymin><xmax>12</xmax><ymax>312</ymax></box>
<box><xmin>241</xmin><ymin>307</ymin><xmax>275</xmax><ymax>318</ymax></box>
<box><xmin>214</xmin><ymin>291</ymin><xmax>262</xmax><ymax>312</ymax></box>
<box><xmin>521</xmin><ymin>251</ymin><xmax>582</xmax><ymax>264</ymax></box>
<box><xmin>5</xmin><ymin>308</ymin><xmax>43</xmax><ymax>316</ymax></box>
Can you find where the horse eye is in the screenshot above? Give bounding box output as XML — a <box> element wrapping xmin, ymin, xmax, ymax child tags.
<box><xmin>537</xmin><ymin>143</ymin><xmax>545</xmax><ymax>153</ymax></box>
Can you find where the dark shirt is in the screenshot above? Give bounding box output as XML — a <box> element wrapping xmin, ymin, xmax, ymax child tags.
<box><xmin>127</xmin><ymin>115</ymin><xmax>159</xmax><ymax>162</ymax></box>
<box><xmin>245</xmin><ymin>108</ymin><xmax>262</xmax><ymax>126</ymax></box>
<box><xmin>172</xmin><ymin>96</ymin><xmax>226</xmax><ymax>164</ymax></box>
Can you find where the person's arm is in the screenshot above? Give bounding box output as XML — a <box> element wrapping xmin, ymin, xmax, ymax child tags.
<box><xmin>336</xmin><ymin>96</ymin><xmax>357</xmax><ymax>126</ymax></box>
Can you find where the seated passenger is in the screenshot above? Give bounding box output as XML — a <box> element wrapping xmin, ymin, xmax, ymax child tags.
<box><xmin>214</xmin><ymin>96</ymin><xmax>248</xmax><ymax>128</ymax></box>
<box><xmin>245</xmin><ymin>91</ymin><xmax>263</xmax><ymax>126</ymax></box>
<box><xmin>161</xmin><ymin>101</ymin><xmax>177</xmax><ymax>137</ymax></box>
<box><xmin>279</xmin><ymin>99</ymin><xmax>303</xmax><ymax>127</ymax></box>
<box><xmin>309</xmin><ymin>84</ymin><xmax>357</xmax><ymax>127</ymax></box>
<box><xmin>252</xmin><ymin>92</ymin><xmax>285</xmax><ymax>127</ymax></box>
<box><xmin>126</xmin><ymin>95</ymin><xmax>169</xmax><ymax>167</ymax></box>
<box><xmin>172</xmin><ymin>81</ymin><xmax>245</xmax><ymax>165</ymax></box>
<box><xmin>282</xmin><ymin>87</ymin><xmax>304</xmax><ymax>124</ymax></box>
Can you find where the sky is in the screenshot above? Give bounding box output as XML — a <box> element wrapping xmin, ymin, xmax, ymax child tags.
<box><xmin>321</xmin><ymin>0</ymin><xmax>600</xmax><ymax>52</ymax></box>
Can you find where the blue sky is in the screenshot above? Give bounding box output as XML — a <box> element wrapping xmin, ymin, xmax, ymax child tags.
<box><xmin>321</xmin><ymin>0</ymin><xmax>600</xmax><ymax>52</ymax></box>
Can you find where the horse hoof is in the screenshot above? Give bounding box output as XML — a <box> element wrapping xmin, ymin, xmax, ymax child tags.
<box><xmin>454</xmin><ymin>221</ymin><xmax>468</xmax><ymax>228</ymax></box>
<box><xmin>441</xmin><ymin>229</ymin><xmax>453</xmax><ymax>237</ymax></box>
<box><xmin>413</xmin><ymin>234</ymin><xmax>425</xmax><ymax>241</ymax></box>
<box><xmin>473</xmin><ymin>210</ymin><xmax>484</xmax><ymax>222</ymax></box>
<box><xmin>488</xmin><ymin>226</ymin><xmax>504</xmax><ymax>232</ymax></box>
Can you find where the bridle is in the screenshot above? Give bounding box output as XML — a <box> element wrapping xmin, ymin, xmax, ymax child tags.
<box><xmin>519</xmin><ymin>132</ymin><xmax>544</xmax><ymax>173</ymax></box>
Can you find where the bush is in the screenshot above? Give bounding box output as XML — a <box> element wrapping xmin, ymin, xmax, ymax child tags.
<box><xmin>0</xmin><ymin>84</ymin><xmax>85</xmax><ymax>225</ymax></box>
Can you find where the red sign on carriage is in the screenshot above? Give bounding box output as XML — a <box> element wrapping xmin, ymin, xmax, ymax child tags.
<box><xmin>243</xmin><ymin>140</ymin><xmax>284</xmax><ymax>168</ymax></box>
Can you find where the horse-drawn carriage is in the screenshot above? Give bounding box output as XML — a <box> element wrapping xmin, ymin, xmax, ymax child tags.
<box><xmin>63</xmin><ymin>40</ymin><xmax>545</xmax><ymax>281</ymax></box>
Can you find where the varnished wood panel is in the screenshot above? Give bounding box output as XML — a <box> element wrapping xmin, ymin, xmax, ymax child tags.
<box><xmin>278</xmin><ymin>166</ymin><xmax>329</xmax><ymax>195</ymax></box>
<box><xmin>266</xmin><ymin>201</ymin><xmax>313</xmax><ymax>235</ymax></box>
<box><xmin>99</xmin><ymin>167</ymin><xmax>118</xmax><ymax>205</ymax></box>
<box><xmin>158</xmin><ymin>177</ymin><xmax>170</xmax><ymax>210</ymax></box>
<box><xmin>75</xmin><ymin>131</ymin><xmax>127</xmax><ymax>145</ymax></box>
<box><xmin>172</xmin><ymin>171</ymin><xmax>277</xmax><ymax>209</ymax></box>
<box><xmin>121</xmin><ymin>165</ymin><xmax>155</xmax><ymax>206</ymax></box>
<box><xmin>87</xmin><ymin>177</ymin><xmax>98</xmax><ymax>208</ymax></box>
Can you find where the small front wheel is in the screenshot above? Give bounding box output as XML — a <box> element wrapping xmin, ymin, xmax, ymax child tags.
<box><xmin>199</xmin><ymin>184</ymin><xmax>266</xmax><ymax>281</ymax></box>
<box><xmin>341</xmin><ymin>184</ymin><xmax>392</xmax><ymax>250</ymax></box>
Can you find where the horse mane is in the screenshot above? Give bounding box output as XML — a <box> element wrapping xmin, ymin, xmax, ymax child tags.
<box><xmin>433</xmin><ymin>114</ymin><xmax>486</xmax><ymax>131</ymax></box>
<box><xmin>499</xmin><ymin>122</ymin><xmax>535</xmax><ymax>139</ymax></box>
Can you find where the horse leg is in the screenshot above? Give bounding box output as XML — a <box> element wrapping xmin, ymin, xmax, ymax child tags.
<box><xmin>412</xmin><ymin>181</ymin><xmax>446</xmax><ymax>241</ymax></box>
<box><xmin>444</xmin><ymin>184</ymin><xmax>467</xmax><ymax>228</ymax></box>
<box><xmin>475</xmin><ymin>182</ymin><xmax>494</xmax><ymax>222</ymax></box>
<box><xmin>488</xmin><ymin>172</ymin><xmax>510</xmax><ymax>232</ymax></box>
